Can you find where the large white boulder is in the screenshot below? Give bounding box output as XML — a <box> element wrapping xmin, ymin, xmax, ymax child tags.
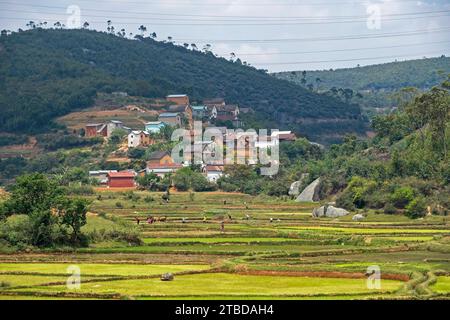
<box><xmin>296</xmin><ymin>178</ymin><xmax>320</xmax><ymax>202</ymax></box>
<box><xmin>352</xmin><ymin>214</ymin><xmax>365</xmax><ymax>221</ymax></box>
<box><xmin>312</xmin><ymin>205</ymin><xmax>349</xmax><ymax>218</ymax></box>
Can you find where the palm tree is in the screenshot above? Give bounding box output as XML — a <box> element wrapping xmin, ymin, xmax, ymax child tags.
<box><xmin>183</xmin><ymin>43</ymin><xmax>189</xmax><ymax>49</ymax></box>
<box><xmin>83</xmin><ymin>22</ymin><xmax>89</xmax><ymax>29</ymax></box>
<box><xmin>191</xmin><ymin>43</ymin><xmax>197</xmax><ymax>50</ymax></box>
<box><xmin>138</xmin><ymin>25</ymin><xmax>147</xmax><ymax>36</ymax></box>
<box><xmin>26</xmin><ymin>21</ymin><xmax>35</xmax><ymax>29</ymax></box>
<box><xmin>167</xmin><ymin>36</ymin><xmax>173</xmax><ymax>43</ymax></box>
<box><xmin>229</xmin><ymin>52</ymin><xmax>236</xmax><ymax>61</ymax></box>
<box><xmin>151</xmin><ymin>32</ymin><xmax>157</xmax><ymax>39</ymax></box>
<box><xmin>107</xmin><ymin>20</ymin><xmax>112</xmax><ymax>33</ymax></box>
<box><xmin>54</xmin><ymin>21</ymin><xmax>61</xmax><ymax>28</ymax></box>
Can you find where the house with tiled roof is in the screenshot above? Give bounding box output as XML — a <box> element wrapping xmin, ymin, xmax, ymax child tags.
<box><xmin>146</xmin><ymin>151</ymin><xmax>182</xmax><ymax>177</ymax></box>
<box><xmin>107</xmin><ymin>171</ymin><xmax>136</xmax><ymax>188</ymax></box>
<box><xmin>166</xmin><ymin>94</ymin><xmax>189</xmax><ymax>106</ymax></box>
<box><xmin>158</xmin><ymin>112</ymin><xmax>182</xmax><ymax>127</ymax></box>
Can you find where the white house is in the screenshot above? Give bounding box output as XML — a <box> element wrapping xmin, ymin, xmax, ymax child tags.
<box><xmin>128</xmin><ymin>130</ymin><xmax>152</xmax><ymax>148</ymax></box>
<box><xmin>203</xmin><ymin>165</ymin><xmax>224</xmax><ymax>183</ymax></box>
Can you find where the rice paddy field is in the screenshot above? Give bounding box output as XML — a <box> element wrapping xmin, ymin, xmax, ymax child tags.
<box><xmin>0</xmin><ymin>190</ymin><xmax>449</xmax><ymax>300</ymax></box>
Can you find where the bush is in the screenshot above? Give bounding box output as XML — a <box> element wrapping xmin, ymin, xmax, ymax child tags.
<box><xmin>144</xmin><ymin>196</ymin><xmax>154</xmax><ymax>203</ymax></box>
<box><xmin>115</xmin><ymin>202</ymin><xmax>123</xmax><ymax>208</ymax></box>
<box><xmin>65</xmin><ymin>185</ymin><xmax>94</xmax><ymax>195</ymax></box>
<box><xmin>405</xmin><ymin>197</ymin><xmax>427</xmax><ymax>219</ymax></box>
<box><xmin>0</xmin><ymin>215</ymin><xmax>33</xmax><ymax>247</ymax></box>
<box><xmin>390</xmin><ymin>186</ymin><xmax>415</xmax><ymax>208</ymax></box>
<box><xmin>383</xmin><ymin>203</ymin><xmax>397</xmax><ymax>214</ymax></box>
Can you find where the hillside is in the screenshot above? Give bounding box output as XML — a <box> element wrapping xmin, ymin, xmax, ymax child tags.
<box><xmin>0</xmin><ymin>28</ymin><xmax>365</xmax><ymax>144</ymax></box>
<box><xmin>273</xmin><ymin>57</ymin><xmax>450</xmax><ymax>113</ymax></box>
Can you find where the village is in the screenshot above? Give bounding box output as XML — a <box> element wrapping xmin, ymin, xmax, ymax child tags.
<box><xmin>85</xmin><ymin>94</ymin><xmax>297</xmax><ymax>189</ymax></box>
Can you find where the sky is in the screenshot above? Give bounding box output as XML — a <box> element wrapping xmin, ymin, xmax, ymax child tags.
<box><xmin>0</xmin><ymin>0</ymin><xmax>449</xmax><ymax>72</ymax></box>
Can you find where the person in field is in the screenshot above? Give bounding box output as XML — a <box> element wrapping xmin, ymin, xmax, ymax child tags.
<box><xmin>220</xmin><ymin>220</ymin><xmax>225</xmax><ymax>232</ymax></box>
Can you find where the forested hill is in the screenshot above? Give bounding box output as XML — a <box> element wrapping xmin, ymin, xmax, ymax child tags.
<box><xmin>0</xmin><ymin>28</ymin><xmax>365</xmax><ymax>144</ymax></box>
<box><xmin>273</xmin><ymin>57</ymin><xmax>450</xmax><ymax>111</ymax></box>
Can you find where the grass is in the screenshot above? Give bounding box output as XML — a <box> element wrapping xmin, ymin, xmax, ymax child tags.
<box><xmin>0</xmin><ymin>263</ymin><xmax>210</xmax><ymax>277</ymax></box>
<box><xmin>431</xmin><ymin>276</ymin><xmax>450</xmax><ymax>294</ymax></box>
<box><xmin>11</xmin><ymin>273</ymin><xmax>404</xmax><ymax>298</ymax></box>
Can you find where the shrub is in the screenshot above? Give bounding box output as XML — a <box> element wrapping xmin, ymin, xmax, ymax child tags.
<box><xmin>405</xmin><ymin>197</ymin><xmax>427</xmax><ymax>219</ymax></box>
<box><xmin>383</xmin><ymin>203</ymin><xmax>397</xmax><ymax>214</ymax></box>
<box><xmin>115</xmin><ymin>202</ymin><xmax>123</xmax><ymax>208</ymax></box>
<box><xmin>390</xmin><ymin>187</ymin><xmax>415</xmax><ymax>208</ymax></box>
<box><xmin>65</xmin><ymin>185</ymin><xmax>94</xmax><ymax>196</ymax></box>
<box><xmin>144</xmin><ymin>196</ymin><xmax>154</xmax><ymax>203</ymax></box>
<box><xmin>0</xmin><ymin>215</ymin><xmax>33</xmax><ymax>247</ymax></box>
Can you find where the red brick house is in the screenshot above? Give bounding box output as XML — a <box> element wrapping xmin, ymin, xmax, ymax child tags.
<box><xmin>166</xmin><ymin>94</ymin><xmax>189</xmax><ymax>106</ymax></box>
<box><xmin>85</xmin><ymin>123</ymin><xmax>107</xmax><ymax>138</ymax></box>
<box><xmin>107</xmin><ymin>171</ymin><xmax>136</xmax><ymax>188</ymax></box>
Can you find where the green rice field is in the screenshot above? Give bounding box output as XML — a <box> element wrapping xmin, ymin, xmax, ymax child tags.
<box><xmin>1</xmin><ymin>191</ymin><xmax>449</xmax><ymax>300</ymax></box>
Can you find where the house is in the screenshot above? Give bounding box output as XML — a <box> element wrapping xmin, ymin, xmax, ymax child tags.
<box><xmin>192</xmin><ymin>141</ymin><xmax>221</xmax><ymax>165</ymax></box>
<box><xmin>158</xmin><ymin>113</ymin><xmax>182</xmax><ymax>127</ymax></box>
<box><xmin>112</xmin><ymin>91</ymin><xmax>128</xmax><ymax>97</ymax></box>
<box><xmin>145</xmin><ymin>121</ymin><xmax>166</xmax><ymax>134</ymax></box>
<box><xmin>85</xmin><ymin>123</ymin><xmax>107</xmax><ymax>138</ymax></box>
<box><xmin>210</xmin><ymin>105</ymin><xmax>240</xmax><ymax>119</ymax></box>
<box><xmin>146</xmin><ymin>151</ymin><xmax>182</xmax><ymax>177</ymax></box>
<box><xmin>203</xmin><ymin>165</ymin><xmax>224</xmax><ymax>183</ymax></box>
<box><xmin>166</xmin><ymin>94</ymin><xmax>189</xmax><ymax>106</ymax></box>
<box><xmin>191</xmin><ymin>105</ymin><xmax>208</xmax><ymax>120</ymax></box>
<box><xmin>89</xmin><ymin>170</ymin><xmax>118</xmax><ymax>185</ymax></box>
<box><xmin>106</xmin><ymin>171</ymin><xmax>136</xmax><ymax>188</ymax></box>
<box><xmin>147</xmin><ymin>151</ymin><xmax>174</xmax><ymax>166</ymax></box>
<box><xmin>107</xmin><ymin>120</ymin><xmax>124</xmax><ymax>137</ymax></box>
<box><xmin>203</xmin><ymin>98</ymin><xmax>225</xmax><ymax>107</ymax></box>
<box><xmin>128</xmin><ymin>130</ymin><xmax>153</xmax><ymax>148</ymax></box>
<box><xmin>272</xmin><ymin>131</ymin><xmax>297</xmax><ymax>142</ymax></box>
<box><xmin>168</xmin><ymin>105</ymin><xmax>188</xmax><ymax>113</ymax></box>
<box><xmin>255</xmin><ymin>131</ymin><xmax>297</xmax><ymax>149</ymax></box>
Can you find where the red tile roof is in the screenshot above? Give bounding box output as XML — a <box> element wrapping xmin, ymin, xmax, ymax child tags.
<box><xmin>107</xmin><ymin>172</ymin><xmax>136</xmax><ymax>178</ymax></box>
<box><xmin>147</xmin><ymin>163</ymin><xmax>183</xmax><ymax>169</ymax></box>
<box><xmin>205</xmin><ymin>165</ymin><xmax>224</xmax><ymax>172</ymax></box>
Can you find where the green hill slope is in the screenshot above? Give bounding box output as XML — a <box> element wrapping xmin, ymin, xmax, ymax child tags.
<box><xmin>274</xmin><ymin>57</ymin><xmax>450</xmax><ymax>112</ymax></box>
<box><xmin>0</xmin><ymin>29</ymin><xmax>365</xmax><ymax>144</ymax></box>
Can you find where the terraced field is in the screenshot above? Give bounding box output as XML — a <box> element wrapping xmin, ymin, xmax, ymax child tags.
<box><xmin>0</xmin><ymin>191</ymin><xmax>449</xmax><ymax>300</ymax></box>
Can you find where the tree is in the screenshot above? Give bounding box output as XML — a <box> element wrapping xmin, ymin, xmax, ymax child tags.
<box><xmin>56</xmin><ymin>198</ymin><xmax>88</xmax><ymax>244</ymax></box>
<box><xmin>1</xmin><ymin>173</ymin><xmax>63</xmax><ymax>217</ymax></box>
<box><xmin>138</xmin><ymin>25</ymin><xmax>147</xmax><ymax>36</ymax></box>
<box><xmin>83</xmin><ymin>22</ymin><xmax>89</xmax><ymax>29</ymax></box>
<box><xmin>173</xmin><ymin>167</ymin><xmax>192</xmax><ymax>191</ymax></box>
<box><xmin>109</xmin><ymin>128</ymin><xmax>128</xmax><ymax>145</ymax></box>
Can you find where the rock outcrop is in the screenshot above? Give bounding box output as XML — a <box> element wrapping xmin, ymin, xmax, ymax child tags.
<box><xmin>352</xmin><ymin>214</ymin><xmax>365</xmax><ymax>221</ymax></box>
<box><xmin>288</xmin><ymin>173</ymin><xmax>309</xmax><ymax>197</ymax></box>
<box><xmin>161</xmin><ymin>273</ymin><xmax>174</xmax><ymax>281</ymax></box>
<box><xmin>312</xmin><ymin>205</ymin><xmax>349</xmax><ymax>218</ymax></box>
<box><xmin>296</xmin><ymin>178</ymin><xmax>320</xmax><ymax>202</ymax></box>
